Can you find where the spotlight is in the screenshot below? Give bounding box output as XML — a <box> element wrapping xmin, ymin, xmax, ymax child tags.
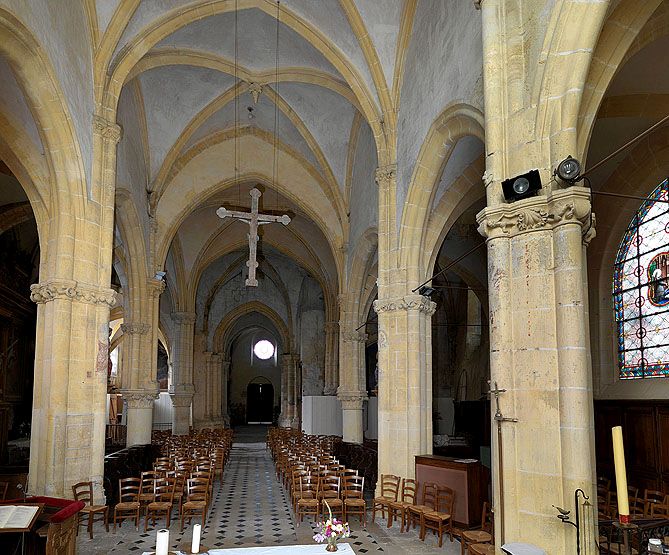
<box><xmin>501</xmin><ymin>169</ymin><xmax>542</xmax><ymax>202</ymax></box>
<box><xmin>555</xmin><ymin>155</ymin><xmax>581</xmax><ymax>183</ymax></box>
<box><xmin>419</xmin><ymin>286</ymin><xmax>436</xmax><ymax>298</ymax></box>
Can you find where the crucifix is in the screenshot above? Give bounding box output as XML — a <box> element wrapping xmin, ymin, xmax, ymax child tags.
<box><xmin>216</xmin><ymin>187</ymin><xmax>291</xmax><ymax>286</ymax></box>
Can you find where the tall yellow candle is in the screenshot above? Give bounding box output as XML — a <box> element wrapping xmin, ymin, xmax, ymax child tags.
<box><xmin>612</xmin><ymin>426</ymin><xmax>630</xmax><ymax>523</ymax></box>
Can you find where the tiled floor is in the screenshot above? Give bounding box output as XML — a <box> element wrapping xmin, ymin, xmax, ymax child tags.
<box><xmin>77</xmin><ymin>434</ymin><xmax>460</xmax><ymax>554</ymax></box>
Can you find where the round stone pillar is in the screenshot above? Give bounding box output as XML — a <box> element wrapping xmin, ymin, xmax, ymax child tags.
<box><xmin>339</xmin><ymin>393</ymin><xmax>366</xmax><ymax>444</ymax></box>
<box><xmin>123</xmin><ymin>390</ymin><xmax>158</xmax><ymax>446</ymax></box>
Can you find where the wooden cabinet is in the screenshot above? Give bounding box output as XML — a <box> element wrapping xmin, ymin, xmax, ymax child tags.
<box><xmin>415</xmin><ymin>454</ymin><xmax>488</xmax><ymax>527</ymax></box>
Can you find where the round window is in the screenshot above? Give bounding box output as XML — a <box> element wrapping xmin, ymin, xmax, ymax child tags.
<box><xmin>253</xmin><ymin>339</ymin><xmax>275</xmax><ymax>360</ymax></box>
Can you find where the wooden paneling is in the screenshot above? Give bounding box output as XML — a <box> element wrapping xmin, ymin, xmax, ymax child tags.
<box><xmin>595</xmin><ymin>400</ymin><xmax>669</xmax><ymax>493</ymax></box>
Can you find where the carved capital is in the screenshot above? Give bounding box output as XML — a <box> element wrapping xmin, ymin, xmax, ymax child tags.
<box><xmin>338</xmin><ymin>390</ymin><xmax>367</xmax><ymax>410</ymax></box>
<box><xmin>93</xmin><ymin>115</ymin><xmax>122</xmax><ymax>144</ymax></box>
<box><xmin>373</xmin><ymin>294</ymin><xmax>436</xmax><ymax>315</ymax></box>
<box><xmin>30</xmin><ymin>279</ymin><xmax>117</xmax><ymax>307</ymax></box>
<box><xmin>120</xmin><ymin>322</ymin><xmax>150</xmax><ymax>335</ymax></box>
<box><xmin>147</xmin><ymin>278</ymin><xmax>166</xmax><ymax>298</ymax></box>
<box><xmin>172</xmin><ymin>311</ymin><xmax>197</xmax><ymax>324</ymax></box>
<box><xmin>122</xmin><ymin>390</ymin><xmax>158</xmax><ymax>409</ymax></box>
<box><xmin>170</xmin><ymin>393</ymin><xmax>193</xmax><ymax>408</ymax></box>
<box><xmin>375</xmin><ymin>164</ymin><xmax>396</xmax><ymax>186</ymax></box>
<box><xmin>341</xmin><ymin>330</ymin><xmax>367</xmax><ymax>343</ymax></box>
<box><xmin>477</xmin><ymin>186</ymin><xmax>592</xmax><ymax>240</ymax></box>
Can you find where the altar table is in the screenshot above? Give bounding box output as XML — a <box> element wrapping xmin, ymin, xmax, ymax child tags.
<box><xmin>143</xmin><ymin>543</ymin><xmax>356</xmax><ymax>554</ymax></box>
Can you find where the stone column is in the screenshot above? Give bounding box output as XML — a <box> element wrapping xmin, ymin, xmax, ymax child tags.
<box><xmin>28</xmin><ymin>116</ymin><xmax>121</xmax><ymax>504</ymax></box>
<box><xmin>323</xmin><ymin>321</ymin><xmax>339</xmax><ymax>395</ymax></box>
<box><xmin>170</xmin><ymin>311</ymin><xmax>196</xmax><ymax>435</ymax></box>
<box><xmin>221</xmin><ymin>358</ymin><xmax>231</xmax><ymax>427</ymax></box>
<box><xmin>124</xmin><ymin>391</ymin><xmax>158</xmax><ymax>445</ymax></box>
<box><xmin>476</xmin><ymin>187</ymin><xmax>595</xmax><ymax>549</ymax></box>
<box><xmin>338</xmin><ymin>329</ymin><xmax>368</xmax><ymax>444</ymax></box>
<box><xmin>29</xmin><ymin>282</ymin><xmax>117</xmax><ymax>502</ymax></box>
<box><xmin>119</xmin><ymin>321</ymin><xmax>157</xmax><ymax>444</ymax></box>
<box><xmin>280</xmin><ymin>354</ymin><xmax>300</xmax><ymax>428</ymax></box>
<box><xmin>374</xmin><ymin>294</ymin><xmax>436</xmax><ymax>480</ymax></box>
<box><xmin>202</xmin><ymin>351</ymin><xmax>213</xmax><ymax>422</ymax></box>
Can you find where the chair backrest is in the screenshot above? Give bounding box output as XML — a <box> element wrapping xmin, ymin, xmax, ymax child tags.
<box><xmin>481</xmin><ymin>502</ymin><xmax>493</xmax><ymax>533</ymax></box>
<box><xmin>400</xmin><ymin>478</ymin><xmax>418</xmax><ymax>504</ymax></box>
<box><xmin>644</xmin><ymin>489</ymin><xmax>665</xmax><ymax>504</ymax></box>
<box><xmin>155</xmin><ymin>477</ymin><xmax>176</xmax><ymax>503</ymax></box>
<box><xmin>435</xmin><ymin>486</ymin><xmax>455</xmax><ymax>514</ymax></box>
<box><xmin>299</xmin><ymin>474</ymin><xmax>318</xmax><ymax>497</ymax></box>
<box><xmin>422</xmin><ymin>482</ymin><xmax>438</xmax><ymax>510</ymax></box>
<box><xmin>71</xmin><ymin>481</ymin><xmax>93</xmax><ymax>506</ymax></box>
<box><xmin>343</xmin><ymin>475</ymin><xmax>364</xmax><ymax>499</ymax></box>
<box><xmin>319</xmin><ymin>475</ymin><xmax>340</xmax><ymax>498</ymax></box>
<box><xmin>380</xmin><ymin>474</ymin><xmax>401</xmax><ymax>501</ymax></box>
<box><xmin>187</xmin><ymin>478</ymin><xmax>209</xmax><ymax>502</ymax></box>
<box><xmin>650</xmin><ymin>502</ymin><xmax>669</xmax><ymax>518</ymax></box>
<box><xmin>140</xmin><ymin>472</ymin><xmax>157</xmax><ymax>495</ymax></box>
<box><xmin>118</xmin><ymin>478</ymin><xmax>140</xmax><ymax>503</ymax></box>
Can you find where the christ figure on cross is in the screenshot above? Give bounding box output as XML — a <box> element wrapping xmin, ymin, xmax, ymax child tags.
<box><xmin>216</xmin><ymin>188</ymin><xmax>291</xmax><ymax>286</ymax></box>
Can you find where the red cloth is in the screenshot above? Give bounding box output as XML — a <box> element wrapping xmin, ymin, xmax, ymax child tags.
<box><xmin>2</xmin><ymin>496</ymin><xmax>84</xmax><ymax>523</ymax></box>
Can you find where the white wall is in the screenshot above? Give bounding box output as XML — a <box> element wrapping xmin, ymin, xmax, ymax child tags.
<box><xmin>302</xmin><ymin>396</ymin><xmax>342</xmax><ymax>436</ymax></box>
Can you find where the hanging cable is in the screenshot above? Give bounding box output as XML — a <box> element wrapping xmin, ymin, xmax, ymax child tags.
<box><xmin>273</xmin><ymin>1</ymin><xmax>281</xmax><ymax>209</ymax></box>
<box><xmin>234</xmin><ymin>0</ymin><xmax>240</xmax><ymax>205</ymax></box>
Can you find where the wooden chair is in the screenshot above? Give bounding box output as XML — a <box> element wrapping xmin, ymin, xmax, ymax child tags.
<box><xmin>461</xmin><ymin>502</ymin><xmax>493</xmax><ymax>554</ymax></box>
<box><xmin>343</xmin><ymin>475</ymin><xmax>366</xmax><ymax>527</ymax></box>
<box><xmin>387</xmin><ymin>478</ymin><xmax>418</xmax><ymax>532</ymax></box>
<box><xmin>406</xmin><ymin>482</ymin><xmax>438</xmax><ymax>531</ymax></box>
<box><xmin>180</xmin><ymin>477</ymin><xmax>209</xmax><ymax>531</ymax></box>
<box><xmin>296</xmin><ymin>475</ymin><xmax>319</xmax><ymax>525</ymax></box>
<box><xmin>72</xmin><ymin>481</ymin><xmax>109</xmax><ymax>539</ymax></box>
<box><xmin>420</xmin><ymin>486</ymin><xmax>455</xmax><ymax>547</ymax></box>
<box><xmin>139</xmin><ymin>471</ymin><xmax>158</xmax><ymax>515</ymax></box>
<box><xmin>469</xmin><ymin>545</ymin><xmax>496</xmax><ymax>555</ymax></box>
<box><xmin>318</xmin><ymin>475</ymin><xmax>344</xmax><ymax>521</ymax></box>
<box><xmin>113</xmin><ymin>478</ymin><xmax>141</xmax><ymax>531</ymax></box>
<box><xmin>145</xmin><ymin>477</ymin><xmax>176</xmax><ymax>531</ymax></box>
<box><xmin>372</xmin><ymin>474</ymin><xmax>400</xmax><ymax>524</ymax></box>
<box><xmin>643</xmin><ymin>489</ymin><xmax>666</xmax><ymax>516</ymax></box>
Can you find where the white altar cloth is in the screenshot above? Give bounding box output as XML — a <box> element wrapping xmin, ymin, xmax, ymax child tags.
<box><xmin>143</xmin><ymin>543</ymin><xmax>355</xmax><ymax>555</ymax></box>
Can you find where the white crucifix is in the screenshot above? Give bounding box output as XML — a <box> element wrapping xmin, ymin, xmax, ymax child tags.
<box><xmin>216</xmin><ymin>187</ymin><xmax>291</xmax><ymax>287</ymax></box>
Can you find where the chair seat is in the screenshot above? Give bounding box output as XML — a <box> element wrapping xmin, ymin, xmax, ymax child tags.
<box><xmin>470</xmin><ymin>545</ymin><xmax>496</xmax><ymax>555</ymax></box>
<box><xmin>115</xmin><ymin>502</ymin><xmax>140</xmax><ymax>510</ymax></box>
<box><xmin>407</xmin><ymin>504</ymin><xmax>430</xmax><ymax>513</ymax></box>
<box><xmin>139</xmin><ymin>494</ymin><xmax>154</xmax><ymax>502</ymax></box>
<box><xmin>388</xmin><ymin>501</ymin><xmax>412</xmax><ymax>510</ymax></box>
<box><xmin>183</xmin><ymin>501</ymin><xmax>207</xmax><ymax>510</ymax></box>
<box><xmin>81</xmin><ymin>505</ymin><xmax>107</xmax><ymax>513</ymax></box>
<box><xmin>345</xmin><ymin>499</ymin><xmax>365</xmax><ymax>506</ymax></box>
<box><xmin>463</xmin><ymin>530</ymin><xmax>492</xmax><ymax>542</ymax></box>
<box><xmin>297</xmin><ymin>499</ymin><xmax>319</xmax><ymax>507</ymax></box>
<box><xmin>323</xmin><ymin>498</ymin><xmax>343</xmax><ymax>507</ymax></box>
<box><xmin>373</xmin><ymin>497</ymin><xmax>392</xmax><ymax>505</ymax></box>
<box><xmin>423</xmin><ymin>510</ymin><xmax>451</xmax><ymax>521</ymax></box>
<box><xmin>148</xmin><ymin>502</ymin><xmax>172</xmax><ymax>511</ymax></box>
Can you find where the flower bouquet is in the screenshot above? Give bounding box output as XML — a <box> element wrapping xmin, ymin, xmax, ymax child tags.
<box><xmin>313</xmin><ymin>500</ymin><xmax>351</xmax><ymax>552</ymax></box>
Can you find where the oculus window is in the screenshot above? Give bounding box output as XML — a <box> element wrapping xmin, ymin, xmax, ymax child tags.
<box><xmin>253</xmin><ymin>339</ymin><xmax>275</xmax><ymax>360</ymax></box>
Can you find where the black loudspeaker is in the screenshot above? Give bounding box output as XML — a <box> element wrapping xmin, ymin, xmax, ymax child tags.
<box><xmin>501</xmin><ymin>169</ymin><xmax>542</xmax><ymax>202</ymax></box>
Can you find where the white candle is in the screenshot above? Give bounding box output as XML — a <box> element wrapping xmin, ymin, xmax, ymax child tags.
<box><xmin>191</xmin><ymin>523</ymin><xmax>201</xmax><ymax>554</ymax></box>
<box><xmin>612</xmin><ymin>426</ymin><xmax>630</xmax><ymax>523</ymax></box>
<box><xmin>156</xmin><ymin>529</ymin><xmax>169</xmax><ymax>555</ymax></box>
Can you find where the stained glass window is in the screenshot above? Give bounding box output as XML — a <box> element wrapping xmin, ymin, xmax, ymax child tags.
<box><xmin>614</xmin><ymin>178</ymin><xmax>669</xmax><ymax>378</ymax></box>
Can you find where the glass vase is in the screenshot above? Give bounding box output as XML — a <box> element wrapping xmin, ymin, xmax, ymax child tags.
<box><xmin>325</xmin><ymin>536</ymin><xmax>338</xmax><ymax>552</ymax></box>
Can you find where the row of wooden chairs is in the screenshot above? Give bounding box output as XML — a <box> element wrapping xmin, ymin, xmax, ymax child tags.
<box><xmin>294</xmin><ymin>473</ymin><xmax>367</xmax><ymax>526</ymax></box>
<box><xmin>598</xmin><ymin>477</ymin><xmax>669</xmax><ymax>519</ymax></box>
<box><xmin>372</xmin><ymin>474</ymin><xmax>457</xmax><ymax>548</ymax></box>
